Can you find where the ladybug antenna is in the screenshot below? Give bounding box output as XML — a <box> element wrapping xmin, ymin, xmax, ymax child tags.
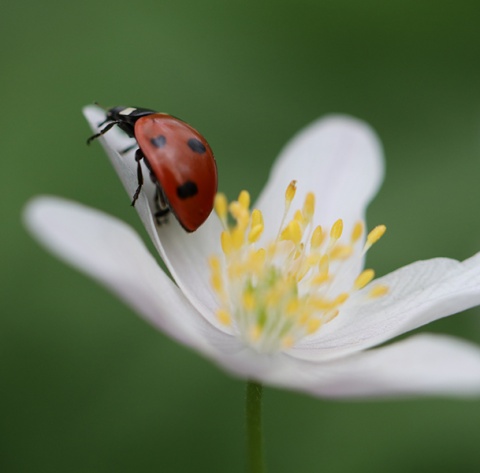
<box><xmin>93</xmin><ymin>101</ymin><xmax>108</xmax><ymax>111</ymax></box>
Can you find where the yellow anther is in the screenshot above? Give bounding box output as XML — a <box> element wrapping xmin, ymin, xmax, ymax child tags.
<box><xmin>238</xmin><ymin>190</ymin><xmax>251</xmax><ymax>210</ymax></box>
<box><xmin>220</xmin><ymin>231</ymin><xmax>233</xmax><ymax>256</ymax></box>
<box><xmin>309</xmin><ymin>297</ymin><xmax>330</xmax><ymax>310</ymax></box>
<box><xmin>294</xmin><ymin>209</ymin><xmax>305</xmax><ymax>225</ymax></box>
<box><xmin>333</xmin><ymin>293</ymin><xmax>349</xmax><ymax>306</ymax></box>
<box><xmin>330</xmin><ymin>219</ymin><xmax>344</xmax><ymax>241</ymax></box>
<box><xmin>249</xmin><ymin>325</ymin><xmax>262</xmax><ymax>342</ymax></box>
<box><xmin>285</xmin><ymin>180</ymin><xmax>297</xmax><ymax>204</ymax></box>
<box><xmin>231</xmin><ymin>226</ymin><xmax>245</xmax><ymax>249</ymax></box>
<box><xmin>280</xmin><ymin>220</ymin><xmax>303</xmax><ymax>245</ymax></box>
<box><xmin>366</xmin><ymin>225</ymin><xmax>386</xmax><ymax>247</ymax></box>
<box><xmin>369</xmin><ymin>285</ymin><xmax>389</xmax><ymax>298</ymax></box>
<box><xmin>286</xmin><ymin>298</ymin><xmax>300</xmax><ymax>315</ymax></box>
<box><xmin>311</xmin><ymin>272</ymin><xmax>330</xmax><ymax>286</ymax></box>
<box><xmin>307</xmin><ymin>318</ymin><xmax>322</xmax><ymax>334</ymax></box>
<box><xmin>324</xmin><ymin>309</ymin><xmax>340</xmax><ymax>323</ymax></box>
<box><xmin>214</xmin><ymin>193</ymin><xmax>228</xmax><ymax>221</ymax></box>
<box><xmin>303</xmin><ymin>192</ymin><xmax>315</xmax><ymax>221</ymax></box>
<box><xmin>329</xmin><ymin>244</ymin><xmax>353</xmax><ymax>260</ymax></box>
<box><xmin>210</xmin><ymin>272</ymin><xmax>223</xmax><ymax>293</ymax></box>
<box><xmin>298</xmin><ymin>310</ymin><xmax>310</xmax><ymax>325</ymax></box>
<box><xmin>248</xmin><ymin>224</ymin><xmax>264</xmax><ymax>243</ymax></box>
<box><xmin>242</xmin><ymin>291</ymin><xmax>256</xmax><ymax>311</ymax></box>
<box><xmin>208</xmin><ymin>255</ymin><xmax>221</xmax><ymax>272</ymax></box>
<box><xmin>319</xmin><ymin>254</ymin><xmax>329</xmax><ymax>274</ymax></box>
<box><xmin>281</xmin><ymin>335</ymin><xmax>295</xmax><ymax>349</ymax></box>
<box><xmin>229</xmin><ymin>201</ymin><xmax>248</xmax><ymax>223</ymax></box>
<box><xmin>351</xmin><ymin>221</ymin><xmax>364</xmax><ymax>243</ymax></box>
<box><xmin>265</xmin><ymin>289</ymin><xmax>282</xmax><ymax>308</ymax></box>
<box><xmin>306</xmin><ymin>253</ymin><xmax>321</xmax><ymax>267</ymax></box>
<box><xmin>250</xmin><ymin>248</ymin><xmax>266</xmax><ymax>268</ymax></box>
<box><xmin>251</xmin><ymin>209</ymin><xmax>263</xmax><ymax>227</ymax></box>
<box><xmin>310</xmin><ymin>225</ymin><xmax>324</xmax><ymax>249</ymax></box>
<box><xmin>354</xmin><ymin>269</ymin><xmax>375</xmax><ymax>289</ymax></box>
<box><xmin>216</xmin><ymin>309</ymin><xmax>232</xmax><ymax>326</ymax></box>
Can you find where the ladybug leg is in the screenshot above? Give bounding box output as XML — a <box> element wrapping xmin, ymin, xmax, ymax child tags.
<box><xmin>153</xmin><ymin>187</ymin><xmax>170</xmax><ymax>225</ymax></box>
<box><xmin>86</xmin><ymin>120</ymin><xmax>122</xmax><ymax>145</ymax></box>
<box><xmin>131</xmin><ymin>149</ymin><xmax>144</xmax><ymax>206</ymax></box>
<box><xmin>120</xmin><ymin>143</ymin><xmax>137</xmax><ymax>154</ymax></box>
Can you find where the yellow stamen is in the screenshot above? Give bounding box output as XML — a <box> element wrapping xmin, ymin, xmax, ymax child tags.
<box><xmin>280</xmin><ymin>220</ymin><xmax>303</xmax><ymax>245</ymax></box>
<box><xmin>231</xmin><ymin>226</ymin><xmax>245</xmax><ymax>249</ymax></box>
<box><xmin>307</xmin><ymin>318</ymin><xmax>322</xmax><ymax>334</ymax></box>
<box><xmin>285</xmin><ymin>180</ymin><xmax>297</xmax><ymax>204</ymax></box>
<box><xmin>220</xmin><ymin>231</ymin><xmax>233</xmax><ymax>256</ymax></box>
<box><xmin>216</xmin><ymin>309</ymin><xmax>232</xmax><ymax>325</ymax></box>
<box><xmin>330</xmin><ymin>219</ymin><xmax>344</xmax><ymax>241</ymax></box>
<box><xmin>333</xmin><ymin>293</ymin><xmax>349</xmax><ymax>306</ymax></box>
<box><xmin>311</xmin><ymin>272</ymin><xmax>330</xmax><ymax>286</ymax></box>
<box><xmin>351</xmin><ymin>221</ymin><xmax>364</xmax><ymax>243</ymax></box>
<box><xmin>310</xmin><ymin>225</ymin><xmax>324</xmax><ymax>249</ymax></box>
<box><xmin>355</xmin><ymin>269</ymin><xmax>375</xmax><ymax>289</ymax></box>
<box><xmin>369</xmin><ymin>285</ymin><xmax>389</xmax><ymax>298</ymax></box>
<box><xmin>294</xmin><ymin>209</ymin><xmax>305</xmax><ymax>226</ymax></box>
<box><xmin>329</xmin><ymin>244</ymin><xmax>353</xmax><ymax>260</ymax></box>
<box><xmin>251</xmin><ymin>209</ymin><xmax>263</xmax><ymax>227</ymax></box>
<box><xmin>229</xmin><ymin>201</ymin><xmax>248</xmax><ymax>224</ymax></box>
<box><xmin>248</xmin><ymin>224</ymin><xmax>263</xmax><ymax>243</ymax></box>
<box><xmin>238</xmin><ymin>190</ymin><xmax>250</xmax><ymax>210</ymax></box>
<box><xmin>210</xmin><ymin>184</ymin><xmax>388</xmax><ymax>355</ymax></box>
<box><xmin>249</xmin><ymin>325</ymin><xmax>262</xmax><ymax>342</ymax></box>
<box><xmin>214</xmin><ymin>193</ymin><xmax>228</xmax><ymax>222</ymax></box>
<box><xmin>242</xmin><ymin>291</ymin><xmax>256</xmax><ymax>311</ymax></box>
<box><xmin>366</xmin><ymin>225</ymin><xmax>386</xmax><ymax>247</ymax></box>
<box><xmin>303</xmin><ymin>192</ymin><xmax>315</xmax><ymax>221</ymax></box>
<box><xmin>281</xmin><ymin>335</ymin><xmax>295</xmax><ymax>348</ymax></box>
<box><xmin>210</xmin><ymin>273</ymin><xmax>223</xmax><ymax>293</ymax></box>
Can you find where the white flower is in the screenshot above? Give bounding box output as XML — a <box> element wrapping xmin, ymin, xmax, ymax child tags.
<box><xmin>24</xmin><ymin>105</ymin><xmax>480</xmax><ymax>399</ymax></box>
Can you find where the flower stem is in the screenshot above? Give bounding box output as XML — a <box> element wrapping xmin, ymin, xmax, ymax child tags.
<box><xmin>246</xmin><ymin>380</ymin><xmax>266</xmax><ymax>473</ymax></box>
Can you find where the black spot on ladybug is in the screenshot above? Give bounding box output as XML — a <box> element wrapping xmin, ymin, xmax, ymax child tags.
<box><xmin>150</xmin><ymin>135</ymin><xmax>167</xmax><ymax>148</ymax></box>
<box><xmin>177</xmin><ymin>180</ymin><xmax>198</xmax><ymax>199</ymax></box>
<box><xmin>187</xmin><ymin>138</ymin><xmax>206</xmax><ymax>154</ymax></box>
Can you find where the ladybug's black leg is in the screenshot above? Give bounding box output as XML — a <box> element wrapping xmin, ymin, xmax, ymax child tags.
<box><xmin>154</xmin><ymin>187</ymin><xmax>170</xmax><ymax>225</ymax></box>
<box><xmin>86</xmin><ymin>120</ymin><xmax>122</xmax><ymax>145</ymax></box>
<box><xmin>131</xmin><ymin>148</ymin><xmax>144</xmax><ymax>207</ymax></box>
<box><xmin>120</xmin><ymin>143</ymin><xmax>137</xmax><ymax>155</ymax></box>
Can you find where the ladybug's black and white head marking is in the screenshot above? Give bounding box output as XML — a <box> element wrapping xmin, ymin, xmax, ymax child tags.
<box><xmin>101</xmin><ymin>106</ymin><xmax>157</xmax><ymax>138</ymax></box>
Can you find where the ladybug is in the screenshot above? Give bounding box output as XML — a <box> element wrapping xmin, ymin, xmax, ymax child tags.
<box><xmin>87</xmin><ymin>106</ymin><xmax>217</xmax><ymax>232</ymax></box>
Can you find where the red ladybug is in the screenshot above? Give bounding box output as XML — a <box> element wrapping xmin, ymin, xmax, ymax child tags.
<box><xmin>87</xmin><ymin>106</ymin><xmax>217</xmax><ymax>232</ymax></box>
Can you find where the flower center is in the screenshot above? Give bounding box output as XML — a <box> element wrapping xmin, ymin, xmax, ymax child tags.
<box><xmin>209</xmin><ymin>181</ymin><xmax>388</xmax><ymax>354</ymax></box>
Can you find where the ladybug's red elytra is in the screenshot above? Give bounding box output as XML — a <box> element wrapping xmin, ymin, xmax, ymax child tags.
<box><xmin>87</xmin><ymin>106</ymin><xmax>218</xmax><ymax>233</ymax></box>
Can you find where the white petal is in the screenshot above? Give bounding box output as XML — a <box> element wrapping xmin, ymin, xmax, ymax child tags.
<box><xmin>282</xmin><ymin>334</ymin><xmax>480</xmax><ymax>399</ymax></box>
<box><xmin>83</xmin><ymin>106</ymin><xmax>224</xmax><ymax>330</ymax></box>
<box><xmin>23</xmin><ymin>196</ymin><xmax>220</xmax><ymax>355</ymax></box>
<box><xmin>292</xmin><ymin>254</ymin><xmax>480</xmax><ymax>361</ymax></box>
<box><xmin>254</xmin><ymin>115</ymin><xmax>384</xmax><ymax>241</ymax></box>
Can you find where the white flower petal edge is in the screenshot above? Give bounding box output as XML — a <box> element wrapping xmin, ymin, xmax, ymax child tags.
<box><xmin>83</xmin><ymin>106</ymin><xmax>224</xmax><ymax>330</ymax></box>
<box><xmin>286</xmin><ymin>334</ymin><xmax>480</xmax><ymax>399</ymax></box>
<box><xmin>290</xmin><ymin>253</ymin><xmax>480</xmax><ymax>361</ymax></box>
<box><xmin>23</xmin><ymin>196</ymin><xmax>220</xmax><ymax>356</ymax></box>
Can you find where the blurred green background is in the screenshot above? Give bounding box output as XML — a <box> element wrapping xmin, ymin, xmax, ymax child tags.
<box><xmin>2</xmin><ymin>0</ymin><xmax>480</xmax><ymax>471</ymax></box>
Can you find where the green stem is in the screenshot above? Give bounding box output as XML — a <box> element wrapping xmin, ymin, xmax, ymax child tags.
<box><xmin>246</xmin><ymin>381</ymin><xmax>266</xmax><ymax>473</ymax></box>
